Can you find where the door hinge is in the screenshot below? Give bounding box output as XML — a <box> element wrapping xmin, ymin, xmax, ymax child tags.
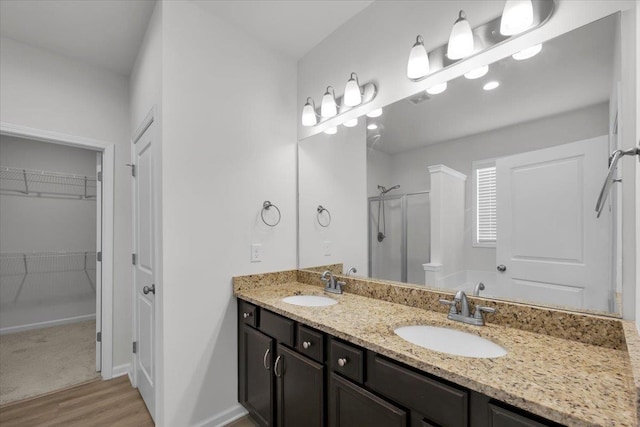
<box><xmin>97</xmin><ymin>171</ymin><xmax>103</xmax><ymax>182</ymax></box>
<box><xmin>97</xmin><ymin>332</ymin><xmax>102</xmax><ymax>342</ymax></box>
<box><xmin>133</xmin><ymin>341</ymin><xmax>137</xmax><ymax>354</ymax></box>
<box><xmin>132</xmin><ymin>253</ymin><xmax>137</xmax><ymax>265</ymax></box>
<box><xmin>97</xmin><ymin>251</ymin><xmax>102</xmax><ymax>262</ymax></box>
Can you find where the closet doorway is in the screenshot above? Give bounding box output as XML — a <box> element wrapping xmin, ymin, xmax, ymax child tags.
<box><xmin>0</xmin><ymin>123</ymin><xmax>114</xmax><ymax>405</ymax></box>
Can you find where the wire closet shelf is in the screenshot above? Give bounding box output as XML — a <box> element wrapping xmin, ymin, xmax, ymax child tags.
<box><xmin>0</xmin><ymin>166</ymin><xmax>97</xmax><ymax>199</ymax></box>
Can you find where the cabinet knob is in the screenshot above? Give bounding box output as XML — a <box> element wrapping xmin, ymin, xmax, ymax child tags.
<box><xmin>337</xmin><ymin>358</ymin><xmax>347</xmax><ymax>367</ymax></box>
<box><xmin>243</xmin><ymin>312</ymin><xmax>252</xmax><ymax>319</ymax></box>
<box><xmin>302</xmin><ymin>341</ymin><xmax>312</xmax><ymax>349</ymax></box>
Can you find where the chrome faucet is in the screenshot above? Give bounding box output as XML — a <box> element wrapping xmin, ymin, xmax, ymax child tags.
<box><xmin>473</xmin><ymin>282</ymin><xmax>485</xmax><ymax>296</ymax></box>
<box><xmin>321</xmin><ymin>270</ymin><xmax>344</xmax><ymax>294</ymax></box>
<box><xmin>439</xmin><ymin>290</ymin><xmax>495</xmax><ymax>326</ymax></box>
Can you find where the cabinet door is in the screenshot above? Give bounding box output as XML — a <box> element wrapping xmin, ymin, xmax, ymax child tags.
<box><xmin>276</xmin><ymin>343</ymin><xmax>324</xmax><ymax>427</ymax></box>
<box><xmin>329</xmin><ymin>372</ymin><xmax>407</xmax><ymax>427</ymax></box>
<box><xmin>239</xmin><ymin>324</ymin><xmax>274</xmax><ymax>427</ymax></box>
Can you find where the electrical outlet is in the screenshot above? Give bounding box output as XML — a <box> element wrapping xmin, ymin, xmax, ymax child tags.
<box><xmin>251</xmin><ymin>244</ymin><xmax>262</xmax><ymax>262</ymax></box>
<box><xmin>323</xmin><ymin>241</ymin><xmax>332</xmax><ymax>256</ymax></box>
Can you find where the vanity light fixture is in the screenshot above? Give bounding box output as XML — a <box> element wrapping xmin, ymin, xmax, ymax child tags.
<box><xmin>321</xmin><ymin>86</ymin><xmax>338</xmax><ymax>118</ymax></box>
<box><xmin>407</xmin><ymin>35</ymin><xmax>430</xmax><ymax>79</ymax></box>
<box><xmin>324</xmin><ymin>126</ymin><xmax>338</xmax><ymax>135</ymax></box>
<box><xmin>464</xmin><ymin>65</ymin><xmax>489</xmax><ymax>80</ymax></box>
<box><xmin>447</xmin><ymin>10</ymin><xmax>474</xmax><ymax>60</ymax></box>
<box><xmin>500</xmin><ymin>0</ymin><xmax>534</xmax><ymax>36</ymax></box>
<box><xmin>344</xmin><ymin>73</ymin><xmax>363</xmax><ymax>107</ymax></box>
<box><xmin>366</xmin><ymin>108</ymin><xmax>383</xmax><ymax>118</ymax></box>
<box><xmin>483</xmin><ymin>81</ymin><xmax>500</xmax><ymax>91</ymax></box>
<box><xmin>512</xmin><ymin>43</ymin><xmax>542</xmax><ymax>60</ymax></box>
<box><xmin>367</xmin><ymin>124</ymin><xmax>378</xmax><ymax>130</ymax></box>
<box><xmin>426</xmin><ymin>82</ymin><xmax>447</xmax><ymax>95</ymax></box>
<box><xmin>301</xmin><ymin>97</ymin><xmax>318</xmax><ymax>126</ymax></box>
<box><xmin>343</xmin><ymin>118</ymin><xmax>358</xmax><ymax>128</ymax></box>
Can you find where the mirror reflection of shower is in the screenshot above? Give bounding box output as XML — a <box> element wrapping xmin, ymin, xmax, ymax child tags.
<box><xmin>376</xmin><ymin>184</ymin><xmax>400</xmax><ymax>242</ymax></box>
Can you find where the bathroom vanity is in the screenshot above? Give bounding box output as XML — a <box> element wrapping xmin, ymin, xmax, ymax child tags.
<box><xmin>234</xmin><ymin>271</ymin><xmax>638</xmax><ymax>427</ymax></box>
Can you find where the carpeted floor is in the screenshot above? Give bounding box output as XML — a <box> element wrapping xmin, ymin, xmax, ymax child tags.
<box><xmin>0</xmin><ymin>320</ymin><xmax>99</xmax><ymax>405</ymax></box>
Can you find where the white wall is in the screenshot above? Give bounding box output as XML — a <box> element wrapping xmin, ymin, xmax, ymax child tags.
<box><xmin>0</xmin><ymin>37</ymin><xmax>132</xmax><ymax>366</ymax></box>
<box><xmin>158</xmin><ymin>1</ymin><xmax>297</xmax><ymax>425</ymax></box>
<box><xmin>299</xmin><ymin>123</ymin><xmax>367</xmax><ymax>273</ymax></box>
<box><xmin>0</xmin><ymin>136</ymin><xmax>98</xmax><ymax>330</ymax></box>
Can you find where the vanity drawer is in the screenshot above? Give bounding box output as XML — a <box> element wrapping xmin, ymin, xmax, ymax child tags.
<box><xmin>238</xmin><ymin>300</ymin><xmax>258</xmax><ymax>328</ymax></box>
<box><xmin>366</xmin><ymin>354</ymin><xmax>468</xmax><ymax>427</ymax></box>
<box><xmin>297</xmin><ymin>324</ymin><xmax>324</xmax><ymax>363</ymax></box>
<box><xmin>329</xmin><ymin>338</ymin><xmax>364</xmax><ymax>384</ymax></box>
<box><xmin>259</xmin><ymin>309</ymin><xmax>295</xmax><ymax>346</ymax></box>
<box><xmin>488</xmin><ymin>403</ymin><xmax>556</xmax><ymax>427</ymax></box>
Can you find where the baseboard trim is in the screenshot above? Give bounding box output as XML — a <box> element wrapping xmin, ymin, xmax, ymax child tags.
<box><xmin>112</xmin><ymin>363</ymin><xmax>131</xmax><ymax>379</ymax></box>
<box><xmin>192</xmin><ymin>403</ymin><xmax>248</xmax><ymax>427</ymax></box>
<box><xmin>0</xmin><ymin>314</ymin><xmax>96</xmax><ymax>335</ymax></box>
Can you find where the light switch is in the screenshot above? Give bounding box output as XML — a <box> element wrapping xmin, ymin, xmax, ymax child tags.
<box><xmin>323</xmin><ymin>241</ymin><xmax>331</xmax><ymax>256</ymax></box>
<box><xmin>251</xmin><ymin>244</ymin><xmax>262</xmax><ymax>262</ymax></box>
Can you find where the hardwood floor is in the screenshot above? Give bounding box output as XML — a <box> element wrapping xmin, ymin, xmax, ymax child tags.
<box><xmin>0</xmin><ymin>376</ymin><xmax>153</xmax><ymax>427</ymax></box>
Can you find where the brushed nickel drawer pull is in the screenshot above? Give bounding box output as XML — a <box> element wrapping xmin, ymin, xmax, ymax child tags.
<box><xmin>263</xmin><ymin>348</ymin><xmax>270</xmax><ymax>370</ymax></box>
<box><xmin>337</xmin><ymin>358</ymin><xmax>347</xmax><ymax>367</ymax></box>
<box><xmin>302</xmin><ymin>341</ymin><xmax>312</xmax><ymax>349</ymax></box>
<box><xmin>274</xmin><ymin>355</ymin><xmax>282</xmax><ymax>377</ymax></box>
<box><xmin>243</xmin><ymin>312</ymin><xmax>252</xmax><ymax>319</ymax></box>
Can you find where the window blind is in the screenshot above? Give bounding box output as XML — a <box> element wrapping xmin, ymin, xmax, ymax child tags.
<box><xmin>476</xmin><ymin>166</ymin><xmax>496</xmax><ymax>243</ymax></box>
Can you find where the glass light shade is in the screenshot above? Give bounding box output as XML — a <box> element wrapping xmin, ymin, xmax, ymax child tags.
<box><xmin>301</xmin><ymin>98</ymin><xmax>317</xmax><ymax>126</ymax></box>
<box><xmin>447</xmin><ymin>11</ymin><xmax>474</xmax><ymax>60</ymax></box>
<box><xmin>483</xmin><ymin>81</ymin><xmax>500</xmax><ymax>91</ymax></box>
<box><xmin>407</xmin><ymin>36</ymin><xmax>430</xmax><ymax>79</ymax></box>
<box><xmin>367</xmin><ymin>123</ymin><xmax>378</xmax><ymax>130</ymax></box>
<box><xmin>366</xmin><ymin>108</ymin><xmax>383</xmax><ymax>118</ymax></box>
<box><xmin>324</xmin><ymin>127</ymin><xmax>338</xmax><ymax>135</ymax></box>
<box><xmin>321</xmin><ymin>87</ymin><xmax>338</xmax><ymax>118</ymax></box>
<box><xmin>500</xmin><ymin>0</ymin><xmax>534</xmax><ymax>36</ymax></box>
<box><xmin>426</xmin><ymin>82</ymin><xmax>447</xmax><ymax>95</ymax></box>
<box><xmin>344</xmin><ymin>73</ymin><xmax>362</xmax><ymax>107</ymax></box>
<box><xmin>512</xmin><ymin>43</ymin><xmax>542</xmax><ymax>60</ymax></box>
<box><xmin>464</xmin><ymin>65</ymin><xmax>489</xmax><ymax>79</ymax></box>
<box><xmin>343</xmin><ymin>118</ymin><xmax>358</xmax><ymax>128</ymax></box>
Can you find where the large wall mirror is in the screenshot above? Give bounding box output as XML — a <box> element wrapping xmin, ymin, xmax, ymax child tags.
<box><xmin>298</xmin><ymin>13</ymin><xmax>625</xmax><ymax>316</ymax></box>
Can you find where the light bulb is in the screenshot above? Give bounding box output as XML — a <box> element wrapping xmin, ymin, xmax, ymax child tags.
<box><xmin>512</xmin><ymin>43</ymin><xmax>542</xmax><ymax>60</ymax></box>
<box><xmin>464</xmin><ymin>65</ymin><xmax>489</xmax><ymax>80</ymax></box>
<box><xmin>344</xmin><ymin>73</ymin><xmax>362</xmax><ymax>107</ymax></box>
<box><xmin>483</xmin><ymin>81</ymin><xmax>500</xmax><ymax>91</ymax></box>
<box><xmin>321</xmin><ymin>86</ymin><xmax>338</xmax><ymax>118</ymax></box>
<box><xmin>426</xmin><ymin>82</ymin><xmax>447</xmax><ymax>95</ymax></box>
<box><xmin>301</xmin><ymin>97</ymin><xmax>317</xmax><ymax>126</ymax></box>
<box><xmin>367</xmin><ymin>124</ymin><xmax>378</xmax><ymax>130</ymax></box>
<box><xmin>344</xmin><ymin>118</ymin><xmax>358</xmax><ymax>128</ymax></box>
<box><xmin>500</xmin><ymin>0</ymin><xmax>534</xmax><ymax>36</ymax></box>
<box><xmin>324</xmin><ymin>127</ymin><xmax>337</xmax><ymax>135</ymax></box>
<box><xmin>366</xmin><ymin>108</ymin><xmax>383</xmax><ymax>118</ymax></box>
<box><xmin>447</xmin><ymin>10</ymin><xmax>474</xmax><ymax>60</ymax></box>
<box><xmin>407</xmin><ymin>35</ymin><xmax>430</xmax><ymax>79</ymax></box>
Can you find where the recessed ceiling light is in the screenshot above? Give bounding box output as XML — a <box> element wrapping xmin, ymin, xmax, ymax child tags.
<box><xmin>483</xmin><ymin>81</ymin><xmax>500</xmax><ymax>91</ymax></box>
<box><xmin>367</xmin><ymin>124</ymin><xmax>378</xmax><ymax>130</ymax></box>
<box><xmin>366</xmin><ymin>108</ymin><xmax>383</xmax><ymax>118</ymax></box>
<box><xmin>464</xmin><ymin>65</ymin><xmax>489</xmax><ymax>80</ymax></box>
<box><xmin>512</xmin><ymin>43</ymin><xmax>542</xmax><ymax>60</ymax></box>
<box><xmin>426</xmin><ymin>82</ymin><xmax>448</xmax><ymax>95</ymax></box>
<box><xmin>344</xmin><ymin>118</ymin><xmax>358</xmax><ymax>128</ymax></box>
<box><xmin>324</xmin><ymin>127</ymin><xmax>337</xmax><ymax>135</ymax></box>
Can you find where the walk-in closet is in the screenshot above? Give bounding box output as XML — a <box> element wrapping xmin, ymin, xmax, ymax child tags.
<box><xmin>0</xmin><ymin>135</ymin><xmax>101</xmax><ymax>405</ymax></box>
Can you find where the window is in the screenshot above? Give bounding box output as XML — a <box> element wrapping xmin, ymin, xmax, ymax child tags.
<box><xmin>473</xmin><ymin>161</ymin><xmax>496</xmax><ymax>246</ymax></box>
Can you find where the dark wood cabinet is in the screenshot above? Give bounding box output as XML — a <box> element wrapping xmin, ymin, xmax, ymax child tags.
<box><xmin>276</xmin><ymin>343</ymin><xmax>324</xmax><ymax>427</ymax></box>
<box><xmin>239</xmin><ymin>324</ymin><xmax>275</xmax><ymax>427</ymax></box>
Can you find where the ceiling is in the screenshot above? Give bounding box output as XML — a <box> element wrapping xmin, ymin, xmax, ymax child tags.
<box><xmin>194</xmin><ymin>0</ymin><xmax>374</xmax><ymax>59</ymax></box>
<box><xmin>369</xmin><ymin>14</ymin><xmax>617</xmax><ymax>155</ymax></box>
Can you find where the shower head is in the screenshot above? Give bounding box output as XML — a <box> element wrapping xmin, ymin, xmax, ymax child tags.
<box><xmin>378</xmin><ymin>184</ymin><xmax>400</xmax><ymax>195</ymax></box>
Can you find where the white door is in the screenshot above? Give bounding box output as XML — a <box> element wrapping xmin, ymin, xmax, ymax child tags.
<box><xmin>133</xmin><ymin>122</ymin><xmax>156</xmax><ymax>419</ymax></box>
<box><xmin>95</xmin><ymin>153</ymin><xmax>102</xmax><ymax>372</ymax></box>
<box><xmin>496</xmin><ymin>136</ymin><xmax>611</xmax><ymax>311</ymax></box>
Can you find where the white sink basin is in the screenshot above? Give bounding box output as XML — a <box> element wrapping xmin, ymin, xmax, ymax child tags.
<box><xmin>394</xmin><ymin>325</ymin><xmax>507</xmax><ymax>358</ymax></box>
<box><xmin>281</xmin><ymin>295</ymin><xmax>338</xmax><ymax>307</ymax></box>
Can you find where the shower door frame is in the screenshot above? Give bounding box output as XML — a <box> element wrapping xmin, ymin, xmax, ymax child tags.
<box><xmin>368</xmin><ymin>190</ymin><xmax>429</xmax><ymax>283</ymax></box>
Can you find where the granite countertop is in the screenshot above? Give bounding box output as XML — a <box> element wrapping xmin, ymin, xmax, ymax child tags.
<box><xmin>234</xmin><ymin>281</ymin><xmax>637</xmax><ymax>427</ymax></box>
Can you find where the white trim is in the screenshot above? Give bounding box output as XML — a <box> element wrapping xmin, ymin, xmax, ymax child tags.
<box><xmin>427</xmin><ymin>164</ymin><xmax>467</xmax><ymax>181</ymax></box>
<box><xmin>471</xmin><ymin>159</ymin><xmax>498</xmax><ymax>248</ymax></box>
<box><xmin>422</xmin><ymin>263</ymin><xmax>443</xmax><ymax>272</ymax></box>
<box><xmin>0</xmin><ymin>314</ymin><xmax>96</xmax><ymax>335</ymax></box>
<box><xmin>0</xmin><ymin>121</ymin><xmax>115</xmax><ymax>380</ymax></box>
<box><xmin>132</xmin><ymin>108</ymin><xmax>155</xmax><ymax>144</ymax></box>
<box><xmin>191</xmin><ymin>404</ymin><xmax>248</xmax><ymax>427</ymax></box>
<box><xmin>112</xmin><ymin>363</ymin><xmax>131</xmax><ymax>379</ymax></box>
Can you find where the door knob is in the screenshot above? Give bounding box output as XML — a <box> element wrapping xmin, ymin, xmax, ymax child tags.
<box><xmin>143</xmin><ymin>284</ymin><xmax>156</xmax><ymax>295</ymax></box>
<box><xmin>497</xmin><ymin>265</ymin><xmax>507</xmax><ymax>272</ymax></box>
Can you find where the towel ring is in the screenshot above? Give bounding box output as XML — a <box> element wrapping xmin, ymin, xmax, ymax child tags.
<box><xmin>261</xmin><ymin>201</ymin><xmax>281</xmax><ymax>227</ymax></box>
<box><xmin>317</xmin><ymin>205</ymin><xmax>331</xmax><ymax>227</ymax></box>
